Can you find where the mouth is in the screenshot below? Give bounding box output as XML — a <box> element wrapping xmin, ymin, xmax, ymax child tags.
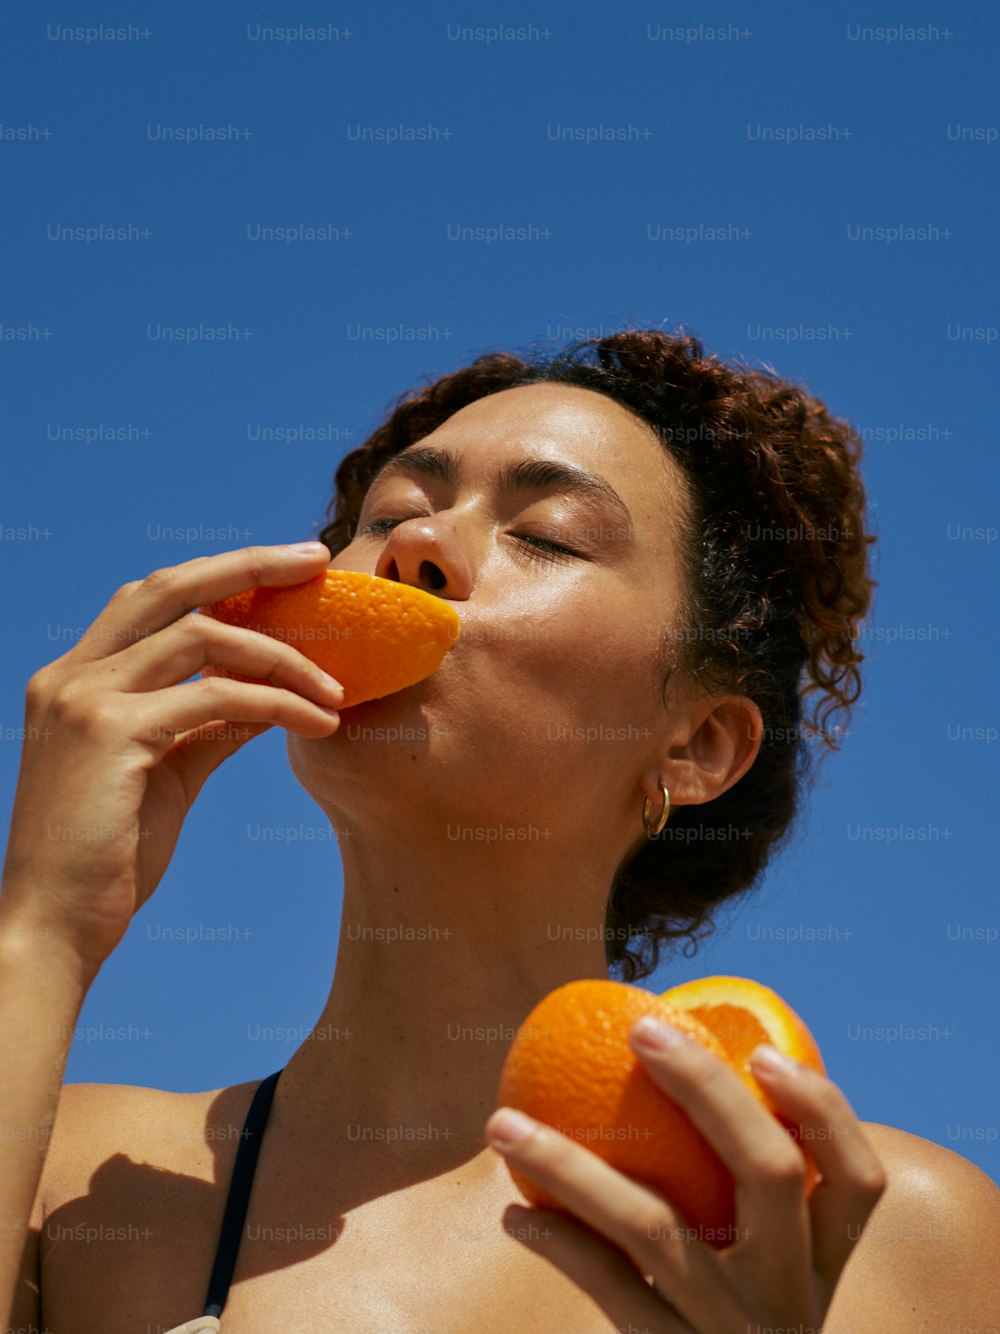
<box><xmin>340</xmin><ymin>670</ymin><xmax>438</xmax><ymax>713</ymax></box>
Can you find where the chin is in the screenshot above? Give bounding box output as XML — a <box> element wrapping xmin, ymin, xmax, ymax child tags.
<box><xmin>312</xmin><ymin>678</ymin><xmax>441</xmax><ymax>747</ymax></box>
<box><xmin>342</xmin><ymin>676</ymin><xmax>430</xmax><ymax>718</ymax></box>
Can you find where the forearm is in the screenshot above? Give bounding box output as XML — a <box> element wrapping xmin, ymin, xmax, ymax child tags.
<box><xmin>0</xmin><ymin>914</ymin><xmax>94</xmax><ymax>1318</ymax></box>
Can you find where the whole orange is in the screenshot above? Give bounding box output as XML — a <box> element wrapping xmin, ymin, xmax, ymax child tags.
<box><xmin>495</xmin><ymin>976</ymin><xmax>825</xmax><ymax>1247</ymax></box>
<box><xmin>199</xmin><ymin>568</ymin><xmax>461</xmax><ymax>708</ymax></box>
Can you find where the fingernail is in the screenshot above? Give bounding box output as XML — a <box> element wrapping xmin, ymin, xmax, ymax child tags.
<box><xmin>486</xmin><ymin>1107</ymin><xmax>536</xmax><ymax>1148</ymax></box>
<box><xmin>632</xmin><ymin>1015</ymin><xmax>685</xmax><ymax>1050</ymax></box>
<box><xmin>318</xmin><ymin>671</ymin><xmax>345</xmax><ymax>701</ymax></box>
<box><xmin>286</xmin><ymin>541</ymin><xmax>327</xmax><ymax>555</ymax></box>
<box><xmin>751</xmin><ymin>1044</ymin><xmax>798</xmax><ymax>1076</ymax></box>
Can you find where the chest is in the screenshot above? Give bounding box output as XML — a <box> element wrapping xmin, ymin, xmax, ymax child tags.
<box><xmin>38</xmin><ymin>1112</ymin><xmax>900</xmax><ymax>1333</ymax></box>
<box><xmin>39</xmin><ymin>1153</ymin><xmax>628</xmax><ymax>1333</ymax></box>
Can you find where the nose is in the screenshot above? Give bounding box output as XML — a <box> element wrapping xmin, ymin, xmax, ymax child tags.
<box><xmin>373</xmin><ymin>518</ymin><xmax>473</xmax><ymax>601</ymax></box>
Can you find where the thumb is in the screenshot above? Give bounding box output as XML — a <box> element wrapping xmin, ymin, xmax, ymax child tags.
<box><xmin>165</xmin><ymin>719</ymin><xmax>274</xmax><ymax>803</ymax></box>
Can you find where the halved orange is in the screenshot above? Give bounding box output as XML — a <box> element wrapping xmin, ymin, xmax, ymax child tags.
<box><xmin>660</xmin><ymin>974</ymin><xmax>825</xmax><ymax>1092</ymax></box>
<box><xmin>199</xmin><ymin>568</ymin><xmax>461</xmax><ymax>708</ymax></box>
<box><xmin>495</xmin><ymin>976</ymin><xmax>825</xmax><ymax>1247</ymax></box>
<box><xmin>661</xmin><ymin>974</ymin><xmax>825</xmax><ymax>1203</ymax></box>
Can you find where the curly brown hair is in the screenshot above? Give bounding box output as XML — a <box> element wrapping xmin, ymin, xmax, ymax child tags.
<box><xmin>317</xmin><ymin>329</ymin><xmax>878</xmax><ymax>983</ymax></box>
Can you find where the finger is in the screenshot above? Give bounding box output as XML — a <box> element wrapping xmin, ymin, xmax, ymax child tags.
<box><xmin>68</xmin><ymin>542</ymin><xmax>331</xmax><ymax>663</ymax></box>
<box><xmin>749</xmin><ymin>1046</ymin><xmax>888</xmax><ymax>1284</ymax></box>
<box><xmin>85</xmin><ymin>614</ymin><xmax>344</xmax><ymax>706</ymax></box>
<box><xmin>127</xmin><ymin>677</ymin><xmax>341</xmax><ymax>752</ymax></box>
<box><xmin>485</xmin><ymin>1108</ymin><xmax>740</xmax><ymax>1332</ymax></box>
<box><xmin>497</xmin><ymin>1203</ymin><xmax>694</xmax><ymax>1334</ymax></box>
<box><xmin>629</xmin><ymin>1019</ymin><xmax>813</xmax><ymax>1290</ymax></box>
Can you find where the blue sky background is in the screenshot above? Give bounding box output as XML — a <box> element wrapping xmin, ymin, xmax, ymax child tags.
<box><xmin>2</xmin><ymin>0</ymin><xmax>998</xmax><ymax>1185</ymax></box>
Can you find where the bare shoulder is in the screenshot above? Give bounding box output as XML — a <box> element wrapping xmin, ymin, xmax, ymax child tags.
<box><xmin>827</xmin><ymin>1120</ymin><xmax>1000</xmax><ymax>1330</ymax></box>
<box><xmin>860</xmin><ymin>1120</ymin><xmax>1000</xmax><ymax>1224</ymax></box>
<box><xmin>41</xmin><ymin>1076</ymin><xmax>261</xmax><ymax>1205</ymax></box>
<box><xmin>8</xmin><ymin>1078</ymin><xmax>260</xmax><ymax>1332</ymax></box>
<box><xmin>861</xmin><ymin>1120</ymin><xmax>998</xmax><ymax>1191</ymax></box>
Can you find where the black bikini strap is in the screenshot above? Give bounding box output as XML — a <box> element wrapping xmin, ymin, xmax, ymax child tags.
<box><xmin>202</xmin><ymin>1068</ymin><xmax>283</xmax><ymax>1318</ymax></box>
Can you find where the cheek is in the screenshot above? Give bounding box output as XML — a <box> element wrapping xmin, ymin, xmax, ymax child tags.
<box><xmin>546</xmin><ymin>599</ymin><xmax>664</xmax><ymax>685</ymax></box>
<box><xmin>476</xmin><ymin>605</ymin><xmax>663</xmax><ymax>734</ymax></box>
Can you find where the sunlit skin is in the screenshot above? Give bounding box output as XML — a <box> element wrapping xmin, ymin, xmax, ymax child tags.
<box><xmin>6</xmin><ymin>386</ymin><xmax>998</xmax><ymax>1330</ymax></box>
<box><xmin>274</xmin><ymin>383</ymin><xmax>763</xmax><ymax>1184</ymax></box>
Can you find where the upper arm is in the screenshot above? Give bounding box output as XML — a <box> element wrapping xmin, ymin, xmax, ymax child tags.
<box><xmin>828</xmin><ymin>1123</ymin><xmax>1000</xmax><ymax>1329</ymax></box>
<box><xmin>6</xmin><ymin>1166</ymin><xmax>43</xmax><ymax>1331</ymax></box>
<box><xmin>6</xmin><ymin>1083</ymin><xmax>112</xmax><ymax>1331</ymax></box>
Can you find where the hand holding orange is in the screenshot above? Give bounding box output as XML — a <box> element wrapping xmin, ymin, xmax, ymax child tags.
<box><xmin>199</xmin><ymin>568</ymin><xmax>461</xmax><ymax>708</ymax></box>
<box><xmin>495</xmin><ymin>976</ymin><xmax>825</xmax><ymax>1245</ymax></box>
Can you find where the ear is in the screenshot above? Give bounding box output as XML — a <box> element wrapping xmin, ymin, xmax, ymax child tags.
<box><xmin>649</xmin><ymin>694</ymin><xmax>763</xmax><ymax>811</ymax></box>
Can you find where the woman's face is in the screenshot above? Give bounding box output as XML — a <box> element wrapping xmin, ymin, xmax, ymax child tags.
<box><xmin>288</xmin><ymin>382</ymin><xmax>699</xmax><ymax>851</ymax></box>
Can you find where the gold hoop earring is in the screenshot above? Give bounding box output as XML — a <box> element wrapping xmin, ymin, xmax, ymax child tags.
<box><xmin>642</xmin><ymin>779</ymin><xmax>670</xmax><ymax>837</ymax></box>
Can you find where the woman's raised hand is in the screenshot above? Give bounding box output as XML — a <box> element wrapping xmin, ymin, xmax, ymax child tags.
<box><xmin>1</xmin><ymin>542</ymin><xmax>344</xmax><ymax>982</ymax></box>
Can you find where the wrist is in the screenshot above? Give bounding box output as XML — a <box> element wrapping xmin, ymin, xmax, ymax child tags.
<box><xmin>0</xmin><ymin>909</ymin><xmax>103</xmax><ymax>997</ymax></box>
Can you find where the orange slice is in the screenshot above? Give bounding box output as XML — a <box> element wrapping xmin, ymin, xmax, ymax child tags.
<box><xmin>199</xmin><ymin>568</ymin><xmax>461</xmax><ymax>708</ymax></box>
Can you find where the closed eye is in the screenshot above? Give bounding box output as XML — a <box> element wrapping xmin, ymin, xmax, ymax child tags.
<box><xmin>513</xmin><ymin>533</ymin><xmax>578</xmax><ymax>563</ymax></box>
<box><xmin>359</xmin><ymin>516</ymin><xmax>579</xmax><ymax>562</ymax></box>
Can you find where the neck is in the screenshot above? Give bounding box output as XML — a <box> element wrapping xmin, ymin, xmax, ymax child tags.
<box><xmin>276</xmin><ymin>822</ymin><xmax>621</xmax><ymax>1185</ymax></box>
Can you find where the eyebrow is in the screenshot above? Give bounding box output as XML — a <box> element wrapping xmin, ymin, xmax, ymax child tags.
<box><xmin>364</xmin><ymin>444</ymin><xmax>636</xmax><ymax>540</ymax></box>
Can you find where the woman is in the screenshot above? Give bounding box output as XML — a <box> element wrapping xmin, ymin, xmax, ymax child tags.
<box><xmin>2</xmin><ymin>331</ymin><xmax>997</xmax><ymax>1331</ymax></box>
